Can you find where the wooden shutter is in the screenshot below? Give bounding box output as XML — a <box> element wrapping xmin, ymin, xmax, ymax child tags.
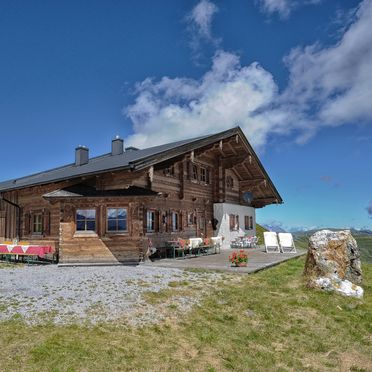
<box><xmin>155</xmin><ymin>210</ymin><xmax>160</xmax><ymax>232</ymax></box>
<box><xmin>24</xmin><ymin>212</ymin><xmax>31</xmax><ymax>235</ymax></box>
<box><xmin>143</xmin><ymin>207</ymin><xmax>147</xmax><ymax>235</ymax></box>
<box><xmin>188</xmin><ymin>161</ymin><xmax>193</xmax><ymax>180</ymax></box>
<box><xmin>42</xmin><ymin>209</ymin><xmax>50</xmax><ymax>236</ymax></box>
<box><xmin>179</xmin><ymin>211</ymin><xmax>183</xmax><ymax>231</ymax></box>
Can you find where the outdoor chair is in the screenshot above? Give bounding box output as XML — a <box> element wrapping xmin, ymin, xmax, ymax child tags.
<box><xmin>211</xmin><ymin>236</ymin><xmax>222</xmax><ymax>253</ymax></box>
<box><xmin>189</xmin><ymin>238</ymin><xmax>203</xmax><ymax>256</ymax></box>
<box><xmin>264</xmin><ymin>231</ymin><xmax>280</xmax><ymax>253</ymax></box>
<box><xmin>278</xmin><ymin>233</ymin><xmax>297</xmax><ymax>253</ymax></box>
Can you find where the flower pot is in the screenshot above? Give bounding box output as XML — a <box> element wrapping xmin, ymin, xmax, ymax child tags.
<box><xmin>235</xmin><ymin>262</ymin><xmax>247</xmax><ymax>267</ymax></box>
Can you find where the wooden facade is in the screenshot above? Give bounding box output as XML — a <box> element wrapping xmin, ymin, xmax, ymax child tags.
<box><xmin>0</xmin><ymin>128</ymin><xmax>282</xmax><ymax>264</ymax></box>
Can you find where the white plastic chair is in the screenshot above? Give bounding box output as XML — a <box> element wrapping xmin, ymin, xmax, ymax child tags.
<box><xmin>264</xmin><ymin>232</ymin><xmax>280</xmax><ymax>253</ymax></box>
<box><xmin>211</xmin><ymin>237</ymin><xmax>222</xmax><ymax>252</ymax></box>
<box><xmin>278</xmin><ymin>233</ymin><xmax>297</xmax><ymax>253</ymax></box>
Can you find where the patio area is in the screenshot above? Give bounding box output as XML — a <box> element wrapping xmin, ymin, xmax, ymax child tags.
<box><xmin>143</xmin><ymin>246</ymin><xmax>307</xmax><ymax>273</ymax></box>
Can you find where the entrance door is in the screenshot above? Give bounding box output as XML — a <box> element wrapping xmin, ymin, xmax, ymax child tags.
<box><xmin>197</xmin><ymin>211</ymin><xmax>206</xmax><ymax>238</ymax></box>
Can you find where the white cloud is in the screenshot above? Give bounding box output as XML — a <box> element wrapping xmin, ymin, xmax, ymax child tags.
<box><xmin>124</xmin><ymin>0</ymin><xmax>372</xmax><ymax>151</ymax></box>
<box><xmin>366</xmin><ymin>201</ymin><xmax>372</xmax><ymax>218</ymax></box>
<box><xmin>188</xmin><ymin>0</ymin><xmax>218</xmax><ymax>40</ymax></box>
<box><xmin>257</xmin><ymin>0</ymin><xmax>321</xmax><ymax>19</ymax></box>
<box><xmin>186</xmin><ymin>0</ymin><xmax>220</xmax><ymax>59</ymax></box>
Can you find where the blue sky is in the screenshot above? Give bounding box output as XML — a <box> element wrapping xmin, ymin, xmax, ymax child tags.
<box><xmin>0</xmin><ymin>0</ymin><xmax>371</xmax><ymax>230</ymax></box>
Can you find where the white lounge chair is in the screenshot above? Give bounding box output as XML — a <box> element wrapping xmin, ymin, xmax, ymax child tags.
<box><xmin>278</xmin><ymin>233</ymin><xmax>297</xmax><ymax>253</ymax></box>
<box><xmin>211</xmin><ymin>236</ymin><xmax>222</xmax><ymax>253</ymax></box>
<box><xmin>264</xmin><ymin>231</ymin><xmax>280</xmax><ymax>253</ymax></box>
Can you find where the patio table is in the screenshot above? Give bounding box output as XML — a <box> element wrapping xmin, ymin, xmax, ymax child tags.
<box><xmin>0</xmin><ymin>244</ymin><xmax>54</xmax><ymax>263</ymax></box>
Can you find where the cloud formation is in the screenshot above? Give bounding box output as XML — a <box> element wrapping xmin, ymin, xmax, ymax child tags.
<box><xmin>257</xmin><ymin>0</ymin><xmax>321</xmax><ymax>19</ymax></box>
<box><xmin>186</xmin><ymin>0</ymin><xmax>220</xmax><ymax>60</ymax></box>
<box><xmin>124</xmin><ymin>0</ymin><xmax>372</xmax><ymax>151</ymax></box>
<box><xmin>367</xmin><ymin>201</ymin><xmax>372</xmax><ymax>218</ymax></box>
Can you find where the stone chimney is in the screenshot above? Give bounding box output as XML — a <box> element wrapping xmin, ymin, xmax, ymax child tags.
<box><xmin>111</xmin><ymin>135</ymin><xmax>124</xmax><ymax>155</ymax></box>
<box><xmin>75</xmin><ymin>146</ymin><xmax>89</xmax><ymax>166</ymax></box>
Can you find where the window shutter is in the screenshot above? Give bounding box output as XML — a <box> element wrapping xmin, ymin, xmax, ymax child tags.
<box><xmin>188</xmin><ymin>161</ymin><xmax>193</xmax><ymax>179</ymax></box>
<box><xmin>143</xmin><ymin>207</ymin><xmax>147</xmax><ymax>235</ymax></box>
<box><xmin>42</xmin><ymin>209</ymin><xmax>50</xmax><ymax>236</ymax></box>
<box><xmin>155</xmin><ymin>210</ymin><xmax>160</xmax><ymax>232</ymax></box>
<box><xmin>24</xmin><ymin>212</ymin><xmax>31</xmax><ymax>235</ymax></box>
<box><xmin>179</xmin><ymin>211</ymin><xmax>183</xmax><ymax>231</ymax></box>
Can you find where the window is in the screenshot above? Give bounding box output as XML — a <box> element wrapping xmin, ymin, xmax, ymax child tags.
<box><xmin>229</xmin><ymin>214</ymin><xmax>235</xmax><ymax>231</ymax></box>
<box><xmin>107</xmin><ymin>208</ymin><xmax>127</xmax><ymax>232</ymax></box>
<box><xmin>147</xmin><ymin>210</ymin><xmax>155</xmax><ymax>232</ymax></box>
<box><xmin>229</xmin><ymin>214</ymin><xmax>239</xmax><ymax>231</ymax></box>
<box><xmin>163</xmin><ymin>165</ymin><xmax>175</xmax><ymax>177</ymax></box>
<box><xmin>200</xmin><ymin>167</ymin><xmax>206</xmax><ymax>183</ymax></box>
<box><xmin>187</xmin><ymin>212</ymin><xmax>194</xmax><ymax>226</ymax></box>
<box><xmin>245</xmin><ymin>216</ymin><xmax>250</xmax><ymax>230</ymax></box>
<box><xmin>192</xmin><ymin>164</ymin><xmax>198</xmax><ymax>181</ymax></box>
<box><xmin>76</xmin><ymin>209</ymin><xmax>96</xmax><ymax>231</ymax></box>
<box><xmin>172</xmin><ymin>212</ymin><xmax>179</xmax><ymax>231</ymax></box>
<box><xmin>249</xmin><ymin>216</ymin><xmax>253</xmax><ymax>230</ymax></box>
<box><xmin>32</xmin><ymin>213</ymin><xmax>43</xmax><ymax>234</ymax></box>
<box><xmin>226</xmin><ymin>176</ymin><xmax>234</xmax><ymax>189</ymax></box>
<box><xmin>200</xmin><ymin>167</ymin><xmax>210</xmax><ymax>184</ymax></box>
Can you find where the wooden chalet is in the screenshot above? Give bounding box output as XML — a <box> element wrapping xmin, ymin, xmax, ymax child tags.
<box><xmin>0</xmin><ymin>127</ymin><xmax>282</xmax><ymax>264</ymax></box>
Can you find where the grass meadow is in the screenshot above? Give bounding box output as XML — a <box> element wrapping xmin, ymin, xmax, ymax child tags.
<box><xmin>0</xmin><ymin>255</ymin><xmax>371</xmax><ymax>371</ymax></box>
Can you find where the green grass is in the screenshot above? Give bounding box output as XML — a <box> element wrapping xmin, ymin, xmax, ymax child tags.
<box><xmin>255</xmin><ymin>223</ymin><xmax>267</xmax><ymax>244</ymax></box>
<box><xmin>0</xmin><ymin>258</ymin><xmax>371</xmax><ymax>371</ymax></box>
<box><xmin>355</xmin><ymin>235</ymin><xmax>372</xmax><ymax>264</ymax></box>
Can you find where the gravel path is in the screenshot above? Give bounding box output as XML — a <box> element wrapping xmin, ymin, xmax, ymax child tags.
<box><xmin>0</xmin><ymin>265</ymin><xmax>224</xmax><ymax>326</ymax></box>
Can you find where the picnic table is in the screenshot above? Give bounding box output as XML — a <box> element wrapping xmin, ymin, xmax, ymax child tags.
<box><xmin>0</xmin><ymin>244</ymin><xmax>54</xmax><ymax>263</ymax></box>
<box><xmin>162</xmin><ymin>240</ymin><xmax>220</xmax><ymax>259</ymax></box>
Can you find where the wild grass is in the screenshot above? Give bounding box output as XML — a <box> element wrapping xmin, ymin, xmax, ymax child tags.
<box><xmin>0</xmin><ymin>258</ymin><xmax>371</xmax><ymax>371</ymax></box>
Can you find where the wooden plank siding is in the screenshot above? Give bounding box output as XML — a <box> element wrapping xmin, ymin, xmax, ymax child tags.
<box><xmin>0</xmin><ymin>132</ymin><xmax>281</xmax><ymax>263</ymax></box>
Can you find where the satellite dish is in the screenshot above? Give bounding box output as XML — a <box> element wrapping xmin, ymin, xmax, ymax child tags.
<box><xmin>243</xmin><ymin>192</ymin><xmax>253</xmax><ymax>204</ymax></box>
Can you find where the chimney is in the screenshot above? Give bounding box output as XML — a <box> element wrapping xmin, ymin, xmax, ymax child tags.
<box><xmin>111</xmin><ymin>135</ymin><xmax>124</xmax><ymax>155</ymax></box>
<box><xmin>75</xmin><ymin>145</ymin><xmax>89</xmax><ymax>166</ymax></box>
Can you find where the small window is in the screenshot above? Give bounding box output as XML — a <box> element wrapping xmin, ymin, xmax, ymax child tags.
<box><xmin>249</xmin><ymin>216</ymin><xmax>253</xmax><ymax>230</ymax></box>
<box><xmin>164</xmin><ymin>166</ymin><xmax>175</xmax><ymax>177</ymax></box>
<box><xmin>245</xmin><ymin>216</ymin><xmax>249</xmax><ymax>230</ymax></box>
<box><xmin>229</xmin><ymin>214</ymin><xmax>235</xmax><ymax>231</ymax></box>
<box><xmin>199</xmin><ymin>216</ymin><xmax>205</xmax><ymax>230</ymax></box>
<box><xmin>200</xmin><ymin>167</ymin><xmax>206</xmax><ymax>183</ymax></box>
<box><xmin>76</xmin><ymin>209</ymin><xmax>96</xmax><ymax>231</ymax></box>
<box><xmin>172</xmin><ymin>212</ymin><xmax>179</xmax><ymax>231</ymax></box>
<box><xmin>188</xmin><ymin>212</ymin><xmax>194</xmax><ymax>226</ymax></box>
<box><xmin>33</xmin><ymin>213</ymin><xmax>43</xmax><ymax>234</ymax></box>
<box><xmin>226</xmin><ymin>176</ymin><xmax>234</xmax><ymax>189</ymax></box>
<box><xmin>147</xmin><ymin>210</ymin><xmax>155</xmax><ymax>232</ymax></box>
<box><xmin>192</xmin><ymin>165</ymin><xmax>198</xmax><ymax>181</ymax></box>
<box><xmin>230</xmin><ymin>214</ymin><xmax>239</xmax><ymax>231</ymax></box>
<box><xmin>107</xmin><ymin>208</ymin><xmax>127</xmax><ymax>232</ymax></box>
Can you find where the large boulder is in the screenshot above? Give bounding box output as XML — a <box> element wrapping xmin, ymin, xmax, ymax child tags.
<box><xmin>304</xmin><ymin>230</ymin><xmax>363</xmax><ymax>298</ymax></box>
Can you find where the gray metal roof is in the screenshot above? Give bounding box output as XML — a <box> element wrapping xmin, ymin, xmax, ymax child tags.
<box><xmin>43</xmin><ymin>185</ymin><xmax>159</xmax><ymax>198</ymax></box>
<box><xmin>0</xmin><ymin>128</ymin><xmax>239</xmax><ymax>192</ymax></box>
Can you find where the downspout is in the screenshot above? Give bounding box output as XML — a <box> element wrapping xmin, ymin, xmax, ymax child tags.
<box><xmin>0</xmin><ymin>193</ymin><xmax>21</xmax><ymax>240</ymax></box>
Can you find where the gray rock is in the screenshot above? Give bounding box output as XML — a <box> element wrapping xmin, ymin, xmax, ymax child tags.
<box><xmin>304</xmin><ymin>230</ymin><xmax>363</xmax><ymax>298</ymax></box>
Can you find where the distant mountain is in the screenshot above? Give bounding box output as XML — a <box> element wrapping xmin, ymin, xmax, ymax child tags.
<box><xmin>260</xmin><ymin>223</ymin><xmax>286</xmax><ymax>233</ymax></box>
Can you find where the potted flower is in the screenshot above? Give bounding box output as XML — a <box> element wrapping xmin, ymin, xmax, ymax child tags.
<box><xmin>229</xmin><ymin>250</ymin><xmax>248</xmax><ymax>267</ymax></box>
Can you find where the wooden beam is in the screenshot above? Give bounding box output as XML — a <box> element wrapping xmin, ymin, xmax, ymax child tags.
<box><xmin>221</xmin><ymin>155</ymin><xmax>247</xmax><ymax>168</ymax></box>
<box><xmin>240</xmin><ymin>179</ymin><xmax>266</xmax><ymax>189</ymax></box>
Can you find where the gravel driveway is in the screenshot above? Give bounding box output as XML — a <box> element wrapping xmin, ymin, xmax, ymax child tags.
<box><xmin>0</xmin><ymin>264</ymin><xmax>224</xmax><ymax>326</ymax></box>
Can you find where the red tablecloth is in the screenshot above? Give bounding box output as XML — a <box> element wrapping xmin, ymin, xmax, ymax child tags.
<box><xmin>0</xmin><ymin>244</ymin><xmax>54</xmax><ymax>258</ymax></box>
